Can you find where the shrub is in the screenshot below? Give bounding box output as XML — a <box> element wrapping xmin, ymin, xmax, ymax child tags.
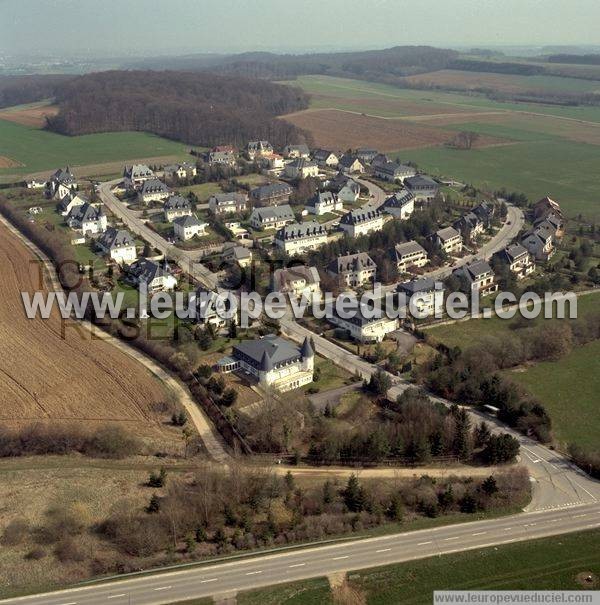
<box><xmin>1</xmin><ymin>518</ymin><xmax>30</xmax><ymax>546</ymax></box>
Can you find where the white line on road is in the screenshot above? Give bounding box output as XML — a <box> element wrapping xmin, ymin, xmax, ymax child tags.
<box><xmin>417</xmin><ymin>541</ymin><xmax>432</xmax><ymax>545</ymax></box>
<box><xmin>107</xmin><ymin>595</ymin><xmax>126</xmax><ymax>600</ymax></box>
<box><xmin>59</xmin><ymin>602</ymin><xmax>77</xmax><ymax>605</ymax></box>
<box><xmin>153</xmin><ymin>586</ymin><xmax>171</xmax><ymax>591</ymax></box>
<box><xmin>246</xmin><ymin>571</ymin><xmax>263</xmax><ymax>575</ymax></box>
<box><xmin>472</xmin><ymin>532</ymin><xmax>487</xmax><ymax>536</ymax></box>
<box><xmin>444</xmin><ymin>536</ymin><xmax>459</xmax><ymax>541</ymax></box>
<box><xmin>376</xmin><ymin>548</ymin><xmax>392</xmax><ymax>553</ymax></box>
<box><xmin>199</xmin><ymin>579</ymin><xmax>218</xmax><ymax>584</ymax></box>
<box><xmin>289</xmin><ymin>563</ymin><xmax>306</xmax><ymax>568</ymax></box>
<box><xmin>332</xmin><ymin>555</ymin><xmax>349</xmax><ymax>560</ymax></box>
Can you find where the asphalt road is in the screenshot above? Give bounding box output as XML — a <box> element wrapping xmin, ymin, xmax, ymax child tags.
<box><xmin>3</xmin><ymin>503</ymin><xmax>599</xmax><ymax>605</ymax></box>
<box><xmin>97</xmin><ymin>181</ymin><xmax>219</xmax><ymax>290</ymax></box>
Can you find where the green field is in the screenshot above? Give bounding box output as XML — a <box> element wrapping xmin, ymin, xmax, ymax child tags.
<box><xmin>505</xmin><ymin>339</ymin><xmax>600</xmax><ymax>448</ymax></box>
<box><xmin>287</xmin><ymin>75</ymin><xmax>600</xmax><ymax>220</ymax></box>
<box><xmin>0</xmin><ymin>118</ymin><xmax>188</xmax><ymax>177</ymax></box>
<box><xmin>238</xmin><ymin>529</ymin><xmax>600</xmax><ymax>604</ymax></box>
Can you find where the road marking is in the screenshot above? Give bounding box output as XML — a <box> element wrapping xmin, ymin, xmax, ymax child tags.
<box><xmin>59</xmin><ymin>602</ymin><xmax>77</xmax><ymax>605</ymax></box>
<box><xmin>107</xmin><ymin>595</ymin><xmax>126</xmax><ymax>600</ymax></box>
<box><xmin>417</xmin><ymin>541</ymin><xmax>432</xmax><ymax>545</ymax></box>
<box><xmin>472</xmin><ymin>532</ymin><xmax>487</xmax><ymax>536</ymax></box>
<box><xmin>199</xmin><ymin>579</ymin><xmax>218</xmax><ymax>584</ymax></box>
<box><xmin>504</xmin><ymin>527</ymin><xmax>512</xmax><ymax>531</ymax></box>
<box><xmin>444</xmin><ymin>536</ymin><xmax>459</xmax><ymax>541</ymax></box>
<box><xmin>288</xmin><ymin>563</ymin><xmax>306</xmax><ymax>568</ymax></box>
<box><xmin>332</xmin><ymin>555</ymin><xmax>349</xmax><ymax>560</ymax></box>
<box><xmin>246</xmin><ymin>571</ymin><xmax>263</xmax><ymax>575</ymax></box>
<box><xmin>154</xmin><ymin>587</ymin><xmax>171</xmax><ymax>591</ymax></box>
<box><xmin>376</xmin><ymin>548</ymin><xmax>392</xmax><ymax>553</ymax></box>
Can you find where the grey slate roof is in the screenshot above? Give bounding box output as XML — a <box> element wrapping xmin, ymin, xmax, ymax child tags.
<box><xmin>164</xmin><ymin>195</ymin><xmax>191</xmax><ymax>211</ymax></box>
<box><xmin>232</xmin><ymin>334</ymin><xmax>310</xmax><ymax>371</ymax></box>
<box><xmin>405</xmin><ymin>175</ymin><xmax>438</xmax><ymax>190</ymax></box>
<box><xmin>174</xmin><ymin>214</ymin><xmax>202</xmax><ymax>228</ymax></box>
<box><xmin>250</xmin><ymin>204</ymin><xmax>295</xmax><ymax>223</ymax></box>
<box><xmin>312</xmin><ymin>149</ymin><xmax>336</xmax><ymax>161</ymax></box>
<box><xmin>140</xmin><ymin>178</ymin><xmax>169</xmax><ymax>195</ymax></box>
<box><xmin>458</xmin><ymin>259</ymin><xmax>494</xmax><ymax>280</ymax></box>
<box><xmin>98</xmin><ymin>227</ymin><xmax>134</xmax><ymax>250</ymax></box>
<box><xmin>68</xmin><ymin>202</ymin><xmax>104</xmax><ymax>223</ymax></box>
<box><xmin>273</xmin><ymin>265</ymin><xmax>320</xmax><ymax>291</ymax></box>
<box><xmin>392</xmin><ymin>240</ymin><xmax>427</xmax><ymax>260</ymax></box>
<box><xmin>397</xmin><ymin>277</ymin><xmax>436</xmax><ymax>295</ymax></box>
<box><xmin>306</xmin><ymin>191</ymin><xmax>337</xmax><ymax>209</ymax></box>
<box><xmin>340</xmin><ymin>207</ymin><xmax>381</xmax><ymax>226</ymax></box>
<box><xmin>51</xmin><ymin>167</ymin><xmax>76</xmax><ymax>184</ymax></box>
<box><xmin>436</xmin><ymin>226</ymin><xmax>461</xmax><ymax>242</ymax></box>
<box><xmin>210</xmin><ymin>192</ymin><xmax>247</xmax><ymax>206</ymax></box>
<box><xmin>251</xmin><ymin>182</ymin><xmax>293</xmax><ymax>200</ymax></box>
<box><xmin>128</xmin><ymin>259</ymin><xmax>173</xmax><ymax>284</ymax></box>
<box><xmin>328</xmin><ymin>252</ymin><xmax>375</xmax><ymax>275</ymax></box>
<box><xmin>383</xmin><ymin>189</ymin><xmax>414</xmax><ymax>210</ymax></box>
<box><xmin>276</xmin><ymin>221</ymin><xmax>326</xmax><ymax>240</ymax></box>
<box><xmin>496</xmin><ymin>243</ymin><xmax>529</xmax><ymax>263</ymax></box>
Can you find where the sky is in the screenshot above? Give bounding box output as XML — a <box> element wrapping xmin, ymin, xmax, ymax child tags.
<box><xmin>1</xmin><ymin>0</ymin><xmax>600</xmax><ymax>57</ymax></box>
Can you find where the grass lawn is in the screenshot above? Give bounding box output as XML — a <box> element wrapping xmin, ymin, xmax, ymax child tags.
<box><xmin>306</xmin><ymin>355</ymin><xmax>356</xmax><ymax>392</ymax></box>
<box><xmin>505</xmin><ymin>339</ymin><xmax>600</xmax><ymax>449</ymax></box>
<box><xmin>176</xmin><ymin>182</ymin><xmax>223</xmax><ymax>201</ymax></box>
<box><xmin>0</xmin><ymin>118</ymin><xmax>187</xmax><ymax>177</ymax></box>
<box><xmin>238</xmin><ymin>528</ymin><xmax>600</xmax><ymax>604</ymax></box>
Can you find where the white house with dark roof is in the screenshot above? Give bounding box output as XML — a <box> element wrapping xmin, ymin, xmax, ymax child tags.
<box><xmin>521</xmin><ymin>223</ymin><xmax>556</xmax><ymax>261</ymax></box>
<box><xmin>405</xmin><ymin>175</ymin><xmax>439</xmax><ymax>202</ymax></box>
<box><xmin>397</xmin><ymin>277</ymin><xmax>444</xmax><ymax>318</ymax></box>
<box><xmin>329</xmin><ymin>303</ymin><xmax>398</xmax><ymax>343</ymax></box>
<box><xmin>533</xmin><ymin>196</ymin><xmax>562</xmax><ymax>221</ymax></box>
<box><xmin>173</xmin><ymin>214</ymin><xmax>208</xmax><ymax>241</ymax></box>
<box><xmin>453</xmin><ymin>211</ymin><xmax>485</xmax><ymax>241</ymax></box>
<box><xmin>218</xmin><ymin>334</ymin><xmax>314</xmax><ymax>392</ymax></box>
<box><xmin>356</xmin><ymin>148</ymin><xmax>379</xmax><ymax>163</ymax></box>
<box><xmin>272</xmin><ymin>265</ymin><xmax>321</xmax><ymax>301</ymax></box>
<box><xmin>250</xmin><ymin>182</ymin><xmax>293</xmax><ymax>206</ymax></box>
<box><xmin>206</xmin><ymin>145</ymin><xmax>237</xmax><ymax>166</ymax></box>
<box><xmin>381</xmin><ymin>190</ymin><xmax>415</xmax><ymax>219</ymax></box>
<box><xmin>327</xmin><ymin>252</ymin><xmax>376</xmax><ymax>288</ymax></box>
<box><xmin>274</xmin><ymin>221</ymin><xmax>328</xmax><ymax>255</ymax></box>
<box><xmin>208</xmin><ymin>192</ymin><xmax>248</xmax><ymax>216</ymax></box>
<box><xmin>339</xmin><ymin>207</ymin><xmax>383</xmax><ymax>238</ymax></box>
<box><xmin>123</xmin><ymin>164</ymin><xmax>155</xmax><ymax>187</ymax></box>
<box><xmin>284</xmin><ymin>158</ymin><xmax>319</xmax><ymax>179</ymax></box>
<box><xmin>312</xmin><ymin>149</ymin><xmax>339</xmax><ymax>168</ymax></box>
<box><xmin>453</xmin><ymin>259</ymin><xmax>498</xmax><ymax>296</ymax></box>
<box><xmin>338</xmin><ymin>155</ymin><xmax>365</xmax><ymax>174</ymax></box>
<box><xmin>163</xmin><ymin>161</ymin><xmax>197</xmax><ymax>180</ymax></box>
<box><xmin>57</xmin><ymin>192</ymin><xmax>87</xmax><ymax>216</ymax></box>
<box><xmin>434</xmin><ymin>226</ymin><xmax>463</xmax><ymax>255</ymax></box>
<box><xmin>221</xmin><ymin>243</ymin><xmax>252</xmax><ymax>268</ymax></box>
<box><xmin>127</xmin><ymin>259</ymin><xmax>177</xmax><ymax>292</ymax></box>
<box><xmin>246</xmin><ymin>140</ymin><xmax>274</xmax><ymax>160</ymax></box>
<box><xmin>391</xmin><ymin>241</ymin><xmax>429</xmax><ymax>273</ymax></box>
<box><xmin>47</xmin><ymin>166</ymin><xmax>77</xmax><ymax>200</ymax></box>
<box><xmin>163</xmin><ymin>195</ymin><xmax>192</xmax><ymax>222</ymax></box>
<box><xmin>138</xmin><ymin>179</ymin><xmax>170</xmax><ymax>204</ymax></box>
<box><xmin>250</xmin><ymin>204</ymin><xmax>295</xmax><ymax>230</ymax></box>
<box><xmin>283</xmin><ymin>144</ymin><xmax>310</xmax><ymax>159</ymax></box>
<box><xmin>493</xmin><ymin>243</ymin><xmax>535</xmax><ymax>279</ymax></box>
<box><xmin>305</xmin><ymin>191</ymin><xmax>343</xmax><ymax>216</ymax></box>
<box><xmin>373</xmin><ymin>161</ymin><xmax>416</xmax><ymax>183</ymax></box>
<box><xmin>67</xmin><ymin>203</ymin><xmax>107</xmax><ymax>236</ymax></box>
<box><xmin>97</xmin><ymin>227</ymin><xmax>137</xmax><ymax>264</ymax></box>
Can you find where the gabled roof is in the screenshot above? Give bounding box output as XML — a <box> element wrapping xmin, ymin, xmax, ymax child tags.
<box><xmin>250</xmin><ymin>204</ymin><xmax>295</xmax><ymax>223</ymax></box>
<box><xmin>273</xmin><ymin>265</ymin><xmax>321</xmax><ymax>291</ymax></box>
<box><xmin>376</xmin><ymin>161</ymin><xmax>414</xmax><ymax>177</ymax></box>
<box><xmin>383</xmin><ymin>189</ymin><xmax>415</xmax><ymax>210</ymax></box>
<box><xmin>284</xmin><ymin>144</ymin><xmax>310</xmax><ymax>155</ymax></box>
<box><xmin>128</xmin><ymin>258</ymin><xmax>173</xmax><ymax>284</ymax></box>
<box><xmin>124</xmin><ymin>164</ymin><xmax>154</xmax><ymax>179</ymax></box>
<box><xmin>51</xmin><ymin>166</ymin><xmax>76</xmax><ymax>184</ymax></box>
<box><xmin>98</xmin><ymin>227</ymin><xmax>135</xmax><ymax>250</ymax></box>
<box><xmin>164</xmin><ymin>195</ymin><xmax>191</xmax><ymax>211</ymax></box>
<box><xmin>306</xmin><ymin>191</ymin><xmax>337</xmax><ymax>209</ymax></box>
<box><xmin>338</xmin><ymin>155</ymin><xmax>363</xmax><ymax>168</ymax></box>
<box><xmin>397</xmin><ymin>277</ymin><xmax>436</xmax><ymax>295</ymax></box>
<box><xmin>233</xmin><ymin>334</ymin><xmax>307</xmax><ymax>369</ymax></box>
<box><xmin>456</xmin><ymin>259</ymin><xmax>494</xmax><ymax>281</ymax></box>
<box><xmin>251</xmin><ymin>182</ymin><xmax>293</xmax><ymax>199</ymax></box>
<box><xmin>140</xmin><ymin>178</ymin><xmax>169</xmax><ymax>194</ymax></box>
<box><xmin>68</xmin><ymin>202</ymin><xmax>104</xmax><ymax>223</ymax></box>
<box><xmin>496</xmin><ymin>243</ymin><xmax>529</xmax><ymax>263</ymax></box>
<box><xmin>328</xmin><ymin>252</ymin><xmax>375</xmax><ymax>275</ymax></box>
<box><xmin>287</xmin><ymin>158</ymin><xmax>317</xmax><ymax>169</ymax></box>
<box><xmin>405</xmin><ymin>175</ymin><xmax>438</xmax><ymax>189</ymax></box>
<box><xmin>436</xmin><ymin>226</ymin><xmax>461</xmax><ymax>242</ymax></box>
<box><xmin>312</xmin><ymin>149</ymin><xmax>337</xmax><ymax>161</ymax></box>
<box><xmin>209</xmin><ymin>192</ymin><xmax>247</xmax><ymax>205</ymax></box>
<box><xmin>174</xmin><ymin>214</ymin><xmax>203</xmax><ymax>228</ymax></box>
<box><xmin>276</xmin><ymin>221</ymin><xmax>326</xmax><ymax>240</ymax></box>
<box><xmin>58</xmin><ymin>192</ymin><xmax>87</xmax><ymax>212</ymax></box>
<box><xmin>392</xmin><ymin>240</ymin><xmax>427</xmax><ymax>260</ymax></box>
<box><xmin>340</xmin><ymin>207</ymin><xmax>381</xmax><ymax>225</ymax></box>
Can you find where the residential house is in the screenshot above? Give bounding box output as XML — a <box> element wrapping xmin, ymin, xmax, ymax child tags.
<box><xmin>138</xmin><ymin>179</ymin><xmax>170</xmax><ymax>204</ymax></box>
<box><xmin>263</xmin><ymin>154</ymin><xmax>285</xmax><ymax>175</ymax></box>
<box><xmin>371</xmin><ymin>153</ymin><xmax>390</xmax><ymax>168</ymax></box>
<box><xmin>67</xmin><ymin>203</ymin><xmax>107</xmax><ymax>236</ymax></box>
<box><xmin>283</xmin><ymin>144</ymin><xmax>310</xmax><ymax>159</ymax></box>
<box><xmin>327</xmin><ymin>252</ymin><xmax>376</xmax><ymax>288</ymax></box>
<box><xmin>434</xmin><ymin>226</ymin><xmax>463</xmax><ymax>255</ymax></box>
<box><xmin>57</xmin><ymin>192</ymin><xmax>87</xmax><ymax>216</ymax></box>
<box><xmin>250</xmin><ymin>182</ymin><xmax>293</xmax><ymax>206</ymax></box>
<box><xmin>397</xmin><ymin>277</ymin><xmax>444</xmax><ymax>318</ymax></box>
<box><xmin>312</xmin><ymin>149</ymin><xmax>339</xmax><ymax>168</ymax></box>
<box><xmin>173</xmin><ymin>214</ymin><xmax>208</xmax><ymax>241</ymax></box>
<box><xmin>390</xmin><ymin>241</ymin><xmax>429</xmax><ymax>273</ymax></box>
<box><xmin>127</xmin><ymin>259</ymin><xmax>177</xmax><ymax>292</ymax></box>
<box><xmin>217</xmin><ymin>334</ymin><xmax>314</xmax><ymax>392</ymax></box>
<box><xmin>453</xmin><ymin>211</ymin><xmax>485</xmax><ymax>241</ymax></box>
<box><xmin>123</xmin><ymin>164</ymin><xmax>154</xmax><ymax>187</ymax></box>
<box><xmin>381</xmin><ymin>190</ymin><xmax>415</xmax><ymax>219</ymax></box>
<box><xmin>493</xmin><ymin>243</ymin><xmax>535</xmax><ymax>279</ymax></box>
<box><xmin>305</xmin><ymin>191</ymin><xmax>343</xmax><ymax>216</ymax></box>
<box><xmin>208</xmin><ymin>192</ymin><xmax>248</xmax><ymax>215</ymax></box>
<box><xmin>206</xmin><ymin>145</ymin><xmax>237</xmax><ymax>166</ymax></box>
<box><xmin>534</xmin><ymin>213</ymin><xmax>565</xmax><ymax>239</ymax></box>
<box><xmin>46</xmin><ymin>167</ymin><xmax>77</xmax><ymax>200</ymax></box>
<box><xmin>338</xmin><ymin>155</ymin><xmax>365</xmax><ymax>174</ymax></box>
<box><xmin>472</xmin><ymin>201</ymin><xmax>495</xmax><ymax>227</ymax></box>
<box><xmin>195</xmin><ymin>289</ymin><xmax>229</xmax><ymax>329</ymax></box>
<box><xmin>533</xmin><ymin>196</ymin><xmax>562</xmax><ymax>221</ymax></box>
<box><xmin>97</xmin><ymin>228</ymin><xmax>137</xmax><ymax>265</ymax></box>
<box><xmin>221</xmin><ymin>243</ymin><xmax>252</xmax><ymax>268</ymax></box>
<box><xmin>333</xmin><ymin>176</ymin><xmax>361</xmax><ymax>203</ymax></box>
<box><xmin>26</xmin><ymin>179</ymin><xmax>46</xmax><ymax>189</ymax></box>
<box><xmin>284</xmin><ymin>158</ymin><xmax>319</xmax><ymax>179</ymax></box>
<box><xmin>453</xmin><ymin>259</ymin><xmax>498</xmax><ymax>296</ymax></box>
<box><xmin>373</xmin><ymin>161</ymin><xmax>416</xmax><ymax>183</ymax></box>
<box><xmin>274</xmin><ymin>221</ymin><xmax>328</xmax><ymax>255</ymax></box>
<box><xmin>405</xmin><ymin>175</ymin><xmax>439</xmax><ymax>202</ymax></box>
<box><xmin>356</xmin><ymin>148</ymin><xmax>379</xmax><ymax>164</ymax></box>
<box><xmin>329</xmin><ymin>304</ymin><xmax>398</xmax><ymax>343</ymax></box>
<box><xmin>163</xmin><ymin>195</ymin><xmax>192</xmax><ymax>222</ymax></box>
<box><xmin>246</xmin><ymin>140</ymin><xmax>274</xmax><ymax>160</ymax></box>
<box><xmin>521</xmin><ymin>223</ymin><xmax>556</xmax><ymax>261</ymax></box>
<box><xmin>163</xmin><ymin>161</ymin><xmax>197</xmax><ymax>180</ymax></box>
<box><xmin>272</xmin><ymin>265</ymin><xmax>321</xmax><ymax>301</ymax></box>
<box><xmin>249</xmin><ymin>204</ymin><xmax>295</xmax><ymax>230</ymax></box>
<box><xmin>339</xmin><ymin>207</ymin><xmax>383</xmax><ymax>238</ymax></box>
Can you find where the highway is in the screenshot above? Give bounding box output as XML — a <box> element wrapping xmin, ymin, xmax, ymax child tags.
<box><xmin>3</xmin><ymin>503</ymin><xmax>599</xmax><ymax>605</ymax></box>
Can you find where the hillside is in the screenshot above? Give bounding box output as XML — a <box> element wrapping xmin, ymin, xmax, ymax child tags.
<box><xmin>46</xmin><ymin>70</ymin><xmax>310</xmax><ymax>148</ymax></box>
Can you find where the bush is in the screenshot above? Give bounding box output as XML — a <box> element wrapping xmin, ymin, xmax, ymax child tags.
<box><xmin>1</xmin><ymin>518</ymin><xmax>30</xmax><ymax>546</ymax></box>
<box><xmin>24</xmin><ymin>548</ymin><xmax>46</xmax><ymax>560</ymax></box>
<box><xmin>86</xmin><ymin>426</ymin><xmax>142</xmax><ymax>459</ymax></box>
<box><xmin>54</xmin><ymin>538</ymin><xmax>85</xmax><ymax>563</ymax></box>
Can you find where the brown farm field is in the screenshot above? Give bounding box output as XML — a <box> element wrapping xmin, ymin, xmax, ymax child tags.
<box><xmin>0</xmin><ymin>221</ymin><xmax>177</xmax><ymax>449</ymax></box>
<box><xmin>0</xmin><ymin>103</ymin><xmax>59</xmax><ymax>128</ymax></box>
<box><xmin>282</xmin><ymin>108</ymin><xmax>507</xmax><ymax>152</ymax></box>
<box><xmin>0</xmin><ymin>155</ymin><xmax>23</xmax><ymax>168</ymax></box>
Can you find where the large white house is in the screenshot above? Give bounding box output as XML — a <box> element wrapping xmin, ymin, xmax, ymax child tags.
<box><xmin>272</xmin><ymin>265</ymin><xmax>321</xmax><ymax>301</ymax></box>
<box><xmin>327</xmin><ymin>252</ymin><xmax>376</xmax><ymax>288</ymax></box>
<box><xmin>405</xmin><ymin>175</ymin><xmax>440</xmax><ymax>202</ymax></box>
<box><xmin>493</xmin><ymin>243</ymin><xmax>535</xmax><ymax>279</ymax></box>
<box><xmin>127</xmin><ymin>259</ymin><xmax>178</xmax><ymax>292</ymax></box>
<box><xmin>434</xmin><ymin>226</ymin><xmax>463</xmax><ymax>255</ymax></box>
<box><xmin>381</xmin><ymin>190</ymin><xmax>415</xmax><ymax>219</ymax></box>
<box><xmin>208</xmin><ymin>192</ymin><xmax>248</xmax><ymax>216</ymax></box>
<box><xmin>138</xmin><ymin>179</ymin><xmax>170</xmax><ymax>204</ymax></box>
<box><xmin>47</xmin><ymin>167</ymin><xmax>77</xmax><ymax>200</ymax></box>
<box><xmin>246</xmin><ymin>140</ymin><xmax>274</xmax><ymax>160</ymax></box>
<box><xmin>391</xmin><ymin>241</ymin><xmax>429</xmax><ymax>274</ymax></box>
<box><xmin>284</xmin><ymin>158</ymin><xmax>319</xmax><ymax>179</ymax></box>
<box><xmin>283</xmin><ymin>144</ymin><xmax>310</xmax><ymax>159</ymax></box>
<box><xmin>97</xmin><ymin>228</ymin><xmax>137</xmax><ymax>264</ymax></box>
<box><xmin>163</xmin><ymin>161</ymin><xmax>197</xmax><ymax>180</ymax></box>
<box><xmin>250</xmin><ymin>204</ymin><xmax>295</xmax><ymax>230</ymax></box>
<box><xmin>329</xmin><ymin>304</ymin><xmax>398</xmax><ymax>343</ymax></box>
<box><xmin>312</xmin><ymin>149</ymin><xmax>339</xmax><ymax>168</ymax></box>
<box><xmin>123</xmin><ymin>164</ymin><xmax>155</xmax><ymax>187</ymax></box>
<box><xmin>67</xmin><ymin>203</ymin><xmax>107</xmax><ymax>236</ymax></box>
<box><xmin>339</xmin><ymin>207</ymin><xmax>384</xmax><ymax>238</ymax></box>
<box><xmin>163</xmin><ymin>195</ymin><xmax>192</xmax><ymax>222</ymax></box>
<box><xmin>453</xmin><ymin>259</ymin><xmax>498</xmax><ymax>296</ymax></box>
<box><xmin>173</xmin><ymin>214</ymin><xmax>208</xmax><ymax>241</ymax></box>
<box><xmin>373</xmin><ymin>161</ymin><xmax>416</xmax><ymax>182</ymax></box>
<box><xmin>305</xmin><ymin>191</ymin><xmax>343</xmax><ymax>216</ymax></box>
<box><xmin>57</xmin><ymin>192</ymin><xmax>87</xmax><ymax>216</ymax></box>
<box><xmin>397</xmin><ymin>277</ymin><xmax>444</xmax><ymax>318</ymax></box>
<box><xmin>274</xmin><ymin>221</ymin><xmax>328</xmax><ymax>255</ymax></box>
<box><xmin>218</xmin><ymin>335</ymin><xmax>314</xmax><ymax>392</ymax></box>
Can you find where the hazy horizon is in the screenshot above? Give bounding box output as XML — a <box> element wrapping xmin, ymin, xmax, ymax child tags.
<box><xmin>2</xmin><ymin>0</ymin><xmax>600</xmax><ymax>58</ymax></box>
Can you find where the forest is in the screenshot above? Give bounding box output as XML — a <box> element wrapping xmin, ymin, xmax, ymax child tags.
<box><xmin>0</xmin><ymin>74</ymin><xmax>73</xmax><ymax>108</ymax></box>
<box><xmin>46</xmin><ymin>70</ymin><xmax>311</xmax><ymax>148</ymax></box>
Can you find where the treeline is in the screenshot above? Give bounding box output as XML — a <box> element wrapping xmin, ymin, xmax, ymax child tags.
<box><xmin>547</xmin><ymin>54</ymin><xmax>600</xmax><ymax>65</ymax></box>
<box><xmin>0</xmin><ymin>74</ymin><xmax>73</xmax><ymax>108</ymax></box>
<box><xmin>47</xmin><ymin>70</ymin><xmax>310</xmax><ymax>148</ymax></box>
<box><xmin>447</xmin><ymin>59</ymin><xmax>546</xmax><ymax>76</ymax></box>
